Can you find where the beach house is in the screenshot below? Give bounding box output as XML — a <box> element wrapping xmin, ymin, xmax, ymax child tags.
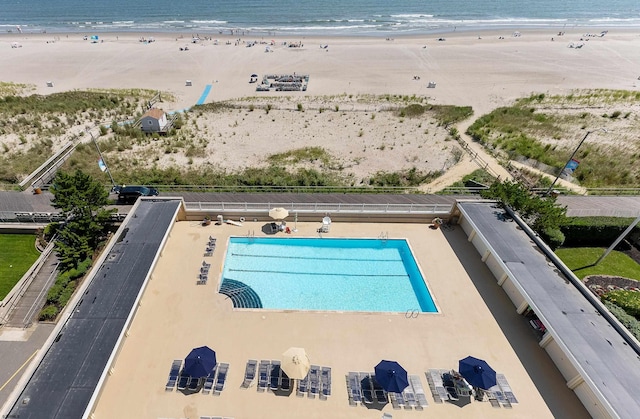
<box><xmin>139</xmin><ymin>108</ymin><xmax>168</xmax><ymax>133</ymax></box>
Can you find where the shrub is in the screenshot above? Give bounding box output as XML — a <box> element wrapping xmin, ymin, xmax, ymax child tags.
<box><xmin>38</xmin><ymin>305</ymin><xmax>59</xmax><ymax>321</ymax></box>
<box><xmin>603</xmin><ymin>301</ymin><xmax>640</xmax><ymax>341</ymax></box>
<box><xmin>602</xmin><ymin>290</ymin><xmax>640</xmax><ymax>319</ymax></box>
<box><xmin>541</xmin><ymin>227</ymin><xmax>565</xmax><ymax>249</ymax></box>
<box><xmin>560</xmin><ymin>217</ymin><xmax>640</xmax><ymax>247</ymax></box>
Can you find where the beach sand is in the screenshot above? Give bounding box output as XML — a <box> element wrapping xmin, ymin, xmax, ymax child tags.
<box><xmin>2</xmin><ymin>29</ymin><xmax>639</xmax><ymax>114</ymax></box>
<box><xmin>1</xmin><ymin>29</ymin><xmax>639</xmax><ymax>187</ymax></box>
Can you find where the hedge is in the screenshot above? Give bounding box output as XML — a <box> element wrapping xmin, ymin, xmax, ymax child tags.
<box><xmin>560</xmin><ymin>217</ymin><xmax>640</xmax><ymax>247</ymax></box>
<box><xmin>41</xmin><ymin>257</ymin><xmax>91</xmax><ymax>320</ymax></box>
<box><xmin>38</xmin><ymin>304</ymin><xmax>59</xmax><ymax>321</ymax></box>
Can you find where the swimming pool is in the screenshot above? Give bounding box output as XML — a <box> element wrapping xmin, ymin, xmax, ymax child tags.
<box><xmin>219</xmin><ymin>237</ymin><xmax>437</xmax><ymax>313</ymax></box>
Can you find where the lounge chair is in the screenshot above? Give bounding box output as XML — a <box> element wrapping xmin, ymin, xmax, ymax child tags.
<box><xmin>165</xmin><ymin>359</ymin><xmax>182</xmax><ymax>391</ymax></box>
<box><xmin>360</xmin><ymin>373</ymin><xmax>374</xmax><ymax>404</ymax></box>
<box><xmin>426</xmin><ymin>369</ymin><xmax>448</xmax><ymax>403</ymax></box>
<box><xmin>372</xmin><ymin>378</ymin><xmax>388</xmax><ymax>404</ymax></box>
<box><xmin>242</xmin><ymin>359</ymin><xmax>258</xmax><ymax>388</ymax></box>
<box><xmin>347</xmin><ymin>372</ymin><xmax>362</xmax><ymax>406</ymax></box>
<box><xmin>409</xmin><ymin>375</ymin><xmax>428</xmax><ymax>409</ymax></box>
<box><xmin>281</xmin><ymin>371</ymin><xmax>291</xmax><ymax>391</ymax></box>
<box><xmin>320</xmin><ymin>367</ymin><xmax>332</xmax><ymax>398</ymax></box>
<box><xmin>203</xmin><ymin>372</ymin><xmax>216</xmax><ymax>394</ymax></box>
<box><xmin>489</xmin><ymin>385</ymin><xmax>510</xmax><ymax>407</ymax></box>
<box><xmin>308</xmin><ymin>365</ymin><xmax>320</xmax><ymax>398</ymax></box>
<box><xmin>258</xmin><ymin>360</ymin><xmax>270</xmax><ymax>392</ymax></box>
<box><xmin>497</xmin><ymin>373</ymin><xmax>518</xmax><ymax>404</ymax></box>
<box><xmin>213</xmin><ymin>363</ymin><xmax>229</xmax><ymax>395</ymax></box>
<box><xmin>486</xmin><ymin>390</ymin><xmax>502</xmax><ymax>408</ymax></box>
<box><xmin>177</xmin><ymin>374</ymin><xmax>190</xmax><ymax>391</ymax></box>
<box><xmin>187</xmin><ymin>376</ymin><xmax>201</xmax><ymax>392</ymax></box>
<box><xmin>297</xmin><ymin>371</ymin><xmax>310</xmax><ymax>397</ymax></box>
<box><xmin>270</xmin><ymin>361</ymin><xmax>281</xmax><ymax>392</ymax></box>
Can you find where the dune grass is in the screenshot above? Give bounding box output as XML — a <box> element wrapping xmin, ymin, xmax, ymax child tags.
<box><xmin>555</xmin><ymin>247</ymin><xmax>640</xmax><ymax>281</ymax></box>
<box><xmin>0</xmin><ymin>234</ymin><xmax>40</xmax><ymax>299</ymax></box>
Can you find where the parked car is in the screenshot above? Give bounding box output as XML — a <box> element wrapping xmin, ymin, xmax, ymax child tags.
<box><xmin>117</xmin><ymin>185</ymin><xmax>158</xmax><ymax>203</ymax></box>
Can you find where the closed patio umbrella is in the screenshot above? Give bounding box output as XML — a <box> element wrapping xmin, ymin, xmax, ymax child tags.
<box><xmin>458</xmin><ymin>356</ymin><xmax>496</xmax><ymax>390</ymax></box>
<box><xmin>281</xmin><ymin>347</ymin><xmax>310</xmax><ymax>379</ymax></box>
<box><xmin>374</xmin><ymin>360</ymin><xmax>409</xmax><ymax>393</ymax></box>
<box><xmin>183</xmin><ymin>346</ymin><xmax>217</xmax><ymax>378</ymax></box>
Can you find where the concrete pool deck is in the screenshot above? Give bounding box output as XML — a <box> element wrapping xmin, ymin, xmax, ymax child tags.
<box><xmin>91</xmin><ymin>220</ymin><xmax>589</xmax><ymax>418</ymax></box>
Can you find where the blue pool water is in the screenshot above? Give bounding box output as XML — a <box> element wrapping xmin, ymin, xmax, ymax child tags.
<box><xmin>220</xmin><ymin>237</ymin><xmax>437</xmax><ymax>313</ymax></box>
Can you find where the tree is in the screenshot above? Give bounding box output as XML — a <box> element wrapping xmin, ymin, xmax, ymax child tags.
<box><xmin>51</xmin><ymin>170</ymin><xmax>113</xmax><ymax>269</ymax></box>
<box><xmin>481</xmin><ymin>179</ymin><xmax>567</xmax><ymax>247</ymax></box>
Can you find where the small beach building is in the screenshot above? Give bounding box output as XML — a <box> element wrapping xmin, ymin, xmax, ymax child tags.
<box><xmin>140</xmin><ymin>108</ymin><xmax>168</xmax><ymax>133</ymax></box>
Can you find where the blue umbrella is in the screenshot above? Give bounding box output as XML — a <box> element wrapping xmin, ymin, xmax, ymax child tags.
<box><xmin>374</xmin><ymin>360</ymin><xmax>409</xmax><ymax>393</ymax></box>
<box><xmin>183</xmin><ymin>346</ymin><xmax>217</xmax><ymax>378</ymax></box>
<box><xmin>458</xmin><ymin>356</ymin><xmax>496</xmax><ymax>390</ymax></box>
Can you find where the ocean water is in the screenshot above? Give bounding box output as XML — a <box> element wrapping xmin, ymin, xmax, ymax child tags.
<box><xmin>2</xmin><ymin>0</ymin><xmax>639</xmax><ymax>36</ymax></box>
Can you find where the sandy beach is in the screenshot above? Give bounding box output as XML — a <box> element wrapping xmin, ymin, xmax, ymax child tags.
<box><xmin>1</xmin><ymin>29</ymin><xmax>639</xmax><ymax>189</ymax></box>
<box><xmin>2</xmin><ymin>29</ymin><xmax>639</xmax><ymax>115</ymax></box>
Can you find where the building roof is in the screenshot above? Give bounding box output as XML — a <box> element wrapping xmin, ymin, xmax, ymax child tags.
<box><xmin>6</xmin><ymin>199</ymin><xmax>181</xmax><ymax>419</ymax></box>
<box><xmin>141</xmin><ymin>108</ymin><xmax>165</xmax><ymax>120</ymax></box>
<box><xmin>457</xmin><ymin>201</ymin><xmax>640</xmax><ymax>419</ymax></box>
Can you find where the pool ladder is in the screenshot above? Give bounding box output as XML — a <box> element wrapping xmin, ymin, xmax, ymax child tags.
<box><xmin>405</xmin><ymin>309</ymin><xmax>419</xmax><ymax>319</ymax></box>
<box><xmin>378</xmin><ymin>231</ymin><xmax>389</xmax><ymax>243</ymax></box>
<box><xmin>247</xmin><ymin>230</ymin><xmax>255</xmax><ymax>241</ymax></box>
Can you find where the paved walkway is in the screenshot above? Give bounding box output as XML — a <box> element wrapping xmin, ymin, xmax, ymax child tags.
<box><xmin>3</xmin><ymin>251</ymin><xmax>59</xmax><ymax>328</ymax></box>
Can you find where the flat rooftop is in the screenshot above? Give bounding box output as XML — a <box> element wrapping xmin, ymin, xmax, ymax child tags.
<box><xmin>90</xmin><ymin>215</ymin><xmax>588</xmax><ymax>418</ymax></box>
<box><xmin>6</xmin><ymin>200</ymin><xmax>181</xmax><ymax>418</ymax></box>
<box><xmin>458</xmin><ymin>201</ymin><xmax>640</xmax><ymax>419</ymax></box>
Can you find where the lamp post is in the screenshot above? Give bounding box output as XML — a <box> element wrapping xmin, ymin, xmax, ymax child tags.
<box><xmin>544</xmin><ymin>128</ymin><xmax>607</xmax><ymax>196</ymax></box>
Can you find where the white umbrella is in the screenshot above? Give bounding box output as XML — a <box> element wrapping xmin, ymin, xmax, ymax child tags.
<box><xmin>281</xmin><ymin>347</ymin><xmax>310</xmax><ymax>379</ymax></box>
<box><xmin>269</xmin><ymin>207</ymin><xmax>289</xmax><ymax>221</ymax></box>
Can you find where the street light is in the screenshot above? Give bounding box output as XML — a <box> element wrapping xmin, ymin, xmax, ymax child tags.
<box><xmin>544</xmin><ymin>128</ymin><xmax>607</xmax><ymax>196</ymax></box>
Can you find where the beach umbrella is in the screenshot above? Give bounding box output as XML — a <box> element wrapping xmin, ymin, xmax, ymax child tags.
<box><xmin>281</xmin><ymin>347</ymin><xmax>310</xmax><ymax>379</ymax></box>
<box><xmin>269</xmin><ymin>207</ymin><xmax>289</xmax><ymax>221</ymax></box>
<box><xmin>374</xmin><ymin>360</ymin><xmax>409</xmax><ymax>393</ymax></box>
<box><xmin>183</xmin><ymin>346</ymin><xmax>217</xmax><ymax>378</ymax></box>
<box><xmin>458</xmin><ymin>356</ymin><xmax>496</xmax><ymax>390</ymax></box>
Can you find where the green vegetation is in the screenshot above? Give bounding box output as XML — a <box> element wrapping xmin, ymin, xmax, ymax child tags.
<box><xmin>369</xmin><ymin>167</ymin><xmax>442</xmax><ymax>187</ymax></box>
<box><xmin>0</xmin><ymin>89</ymin><xmax>161</xmax><ymax>183</ymax></box>
<box><xmin>0</xmin><ymin>234</ymin><xmax>40</xmax><ymax>299</ymax></box>
<box><xmin>466</xmin><ymin>90</ymin><xmax>640</xmax><ymax>187</ymax></box>
<box><xmin>444</xmin><ymin>169</ymin><xmax>496</xmax><ymax>190</ymax></box>
<box><xmin>267</xmin><ymin>147</ymin><xmax>333</xmax><ymax>166</ymax></box>
<box><xmin>603</xmin><ymin>301</ymin><xmax>640</xmax><ymax>340</ymax></box>
<box><xmin>40</xmin><ymin>257</ymin><xmax>92</xmax><ymax>321</ymax></box>
<box><xmin>51</xmin><ymin>170</ymin><xmax>113</xmax><ymax>269</ymax></box>
<box><xmin>0</xmin><ymin>81</ymin><xmax>34</xmax><ymax>97</ymax></box>
<box><xmin>481</xmin><ymin>180</ymin><xmax>567</xmax><ymax>247</ymax></box>
<box><xmin>603</xmin><ymin>290</ymin><xmax>640</xmax><ymax>319</ymax></box>
<box><xmin>398</xmin><ymin>104</ymin><xmax>473</xmax><ymax>127</ymax></box>
<box><xmin>555</xmin><ymin>248</ymin><xmax>640</xmax><ymax>281</ymax></box>
<box><xmin>560</xmin><ymin>216</ymin><xmax>640</xmax><ymax>247</ymax></box>
<box><xmin>428</xmin><ymin>105</ymin><xmax>473</xmax><ymax>127</ymax></box>
<box><xmin>0</xmin><ymin>91</ymin><xmax>137</xmax><ymax>118</ymax></box>
<box><xmin>38</xmin><ymin>170</ymin><xmax>112</xmax><ymax>321</ymax></box>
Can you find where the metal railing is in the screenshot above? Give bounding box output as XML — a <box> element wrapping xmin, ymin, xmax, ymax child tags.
<box><xmin>184</xmin><ymin>201</ymin><xmax>454</xmax><ymax>214</ymax></box>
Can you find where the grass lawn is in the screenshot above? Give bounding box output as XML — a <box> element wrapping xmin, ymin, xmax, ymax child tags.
<box><xmin>0</xmin><ymin>234</ymin><xmax>41</xmax><ymax>299</ymax></box>
<box><xmin>555</xmin><ymin>247</ymin><xmax>640</xmax><ymax>281</ymax></box>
